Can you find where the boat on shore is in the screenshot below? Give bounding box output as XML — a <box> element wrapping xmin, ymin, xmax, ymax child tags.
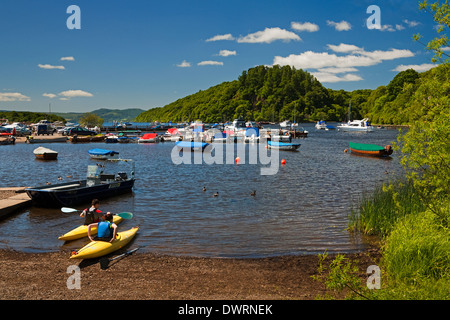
<box><xmin>33</xmin><ymin>147</ymin><xmax>58</xmax><ymax>160</ymax></box>
<box><xmin>69</xmin><ymin>135</ymin><xmax>105</xmax><ymax>143</ymax></box>
<box><xmin>0</xmin><ymin>136</ymin><xmax>15</xmax><ymax>145</ymax></box>
<box><xmin>27</xmin><ymin>136</ymin><xmax>68</xmax><ymax>144</ymax></box>
<box><xmin>25</xmin><ymin>161</ymin><xmax>135</xmax><ymax>207</ymax></box>
<box><xmin>88</xmin><ymin>148</ymin><xmax>119</xmax><ymax>160</ymax></box>
<box><xmin>70</xmin><ymin>227</ymin><xmax>139</xmax><ymax>259</ymax></box>
<box><xmin>267</xmin><ymin>141</ymin><xmax>301</xmax><ymax>151</ymax></box>
<box><xmin>348</xmin><ymin>142</ymin><xmax>393</xmax><ymax>157</ymax></box>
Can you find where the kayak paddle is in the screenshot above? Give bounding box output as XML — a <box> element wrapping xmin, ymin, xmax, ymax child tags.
<box><xmin>61</xmin><ymin>207</ymin><xmax>133</xmax><ymax>219</ymax></box>
<box><xmin>100</xmin><ymin>247</ymin><xmax>139</xmax><ymax>270</ymax></box>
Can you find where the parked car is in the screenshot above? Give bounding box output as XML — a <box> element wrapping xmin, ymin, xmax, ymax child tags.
<box><xmin>4</xmin><ymin>124</ymin><xmax>31</xmax><ymax>136</ymax></box>
<box><xmin>36</xmin><ymin>124</ymin><xmax>56</xmax><ymax>135</ymax></box>
<box><xmin>69</xmin><ymin>127</ymin><xmax>97</xmax><ymax>136</ymax></box>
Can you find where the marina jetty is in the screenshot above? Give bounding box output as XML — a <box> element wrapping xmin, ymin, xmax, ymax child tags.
<box><xmin>0</xmin><ymin>188</ymin><xmax>31</xmax><ymax>220</ymax></box>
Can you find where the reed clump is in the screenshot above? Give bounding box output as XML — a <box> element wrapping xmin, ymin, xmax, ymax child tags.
<box><xmin>348</xmin><ymin>180</ymin><xmax>426</xmax><ymax>237</ymax></box>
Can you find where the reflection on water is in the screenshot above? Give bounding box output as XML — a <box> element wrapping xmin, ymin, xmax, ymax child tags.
<box><xmin>0</xmin><ymin>124</ymin><xmax>403</xmax><ymax>257</ymax></box>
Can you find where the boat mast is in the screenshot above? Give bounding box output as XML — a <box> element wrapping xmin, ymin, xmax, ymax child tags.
<box><xmin>348</xmin><ymin>100</ymin><xmax>351</xmax><ymax>122</ymax></box>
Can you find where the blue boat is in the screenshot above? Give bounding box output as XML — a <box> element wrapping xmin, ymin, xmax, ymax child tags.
<box><xmin>88</xmin><ymin>148</ymin><xmax>119</xmax><ymax>160</ymax></box>
<box><xmin>315</xmin><ymin>120</ymin><xmax>336</xmax><ymax>130</ymax></box>
<box><xmin>267</xmin><ymin>141</ymin><xmax>301</xmax><ymax>151</ymax></box>
<box><xmin>175</xmin><ymin>141</ymin><xmax>209</xmax><ymax>151</ymax></box>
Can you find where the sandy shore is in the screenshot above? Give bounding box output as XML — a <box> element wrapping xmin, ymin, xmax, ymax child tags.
<box><xmin>0</xmin><ymin>248</ymin><xmax>380</xmax><ymax>300</ymax></box>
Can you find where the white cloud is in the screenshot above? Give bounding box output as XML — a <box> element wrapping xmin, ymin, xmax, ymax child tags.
<box><xmin>218</xmin><ymin>50</ymin><xmax>237</xmax><ymax>57</ymax></box>
<box><xmin>327</xmin><ymin>43</ymin><xmax>363</xmax><ymax>53</ymax></box>
<box><xmin>176</xmin><ymin>60</ymin><xmax>191</xmax><ymax>68</ymax></box>
<box><xmin>392</xmin><ymin>63</ymin><xmax>436</xmax><ymax>72</ymax></box>
<box><xmin>274</xmin><ymin>51</ymin><xmax>375</xmax><ymax>69</ymax></box>
<box><xmin>38</xmin><ymin>64</ymin><xmax>65</xmax><ymax>70</ymax></box>
<box><xmin>312</xmin><ymin>72</ymin><xmax>363</xmax><ymax>83</ymax></box>
<box><xmin>403</xmin><ymin>19</ymin><xmax>420</xmax><ymax>27</ymax></box>
<box><xmin>441</xmin><ymin>47</ymin><xmax>450</xmax><ymax>52</ymax></box>
<box><xmin>317</xmin><ymin>67</ymin><xmax>359</xmax><ymax>74</ymax></box>
<box><xmin>273</xmin><ymin>44</ymin><xmax>415</xmax><ymax>83</ymax></box>
<box><xmin>396</xmin><ymin>24</ymin><xmax>405</xmax><ymax>31</ymax></box>
<box><xmin>206</xmin><ymin>34</ymin><xmax>235</xmax><ymax>42</ymax></box>
<box><xmin>59</xmin><ymin>90</ymin><xmax>94</xmax><ymax>98</ymax></box>
<box><xmin>0</xmin><ymin>92</ymin><xmax>31</xmax><ymax>102</ymax></box>
<box><xmin>61</xmin><ymin>56</ymin><xmax>75</xmax><ymax>61</ymax></box>
<box><xmin>291</xmin><ymin>21</ymin><xmax>319</xmax><ymax>32</ymax></box>
<box><xmin>380</xmin><ymin>24</ymin><xmax>396</xmax><ymax>32</ymax></box>
<box><xmin>237</xmin><ymin>27</ymin><xmax>301</xmax><ymax>43</ymax></box>
<box><xmin>361</xmin><ymin>48</ymin><xmax>414</xmax><ymax>61</ymax></box>
<box><xmin>43</xmin><ymin>93</ymin><xmax>57</xmax><ymax>99</ymax></box>
<box><xmin>197</xmin><ymin>61</ymin><xmax>224</xmax><ymax>66</ymax></box>
<box><xmin>326</xmin><ymin>20</ymin><xmax>352</xmax><ymax>31</ymax></box>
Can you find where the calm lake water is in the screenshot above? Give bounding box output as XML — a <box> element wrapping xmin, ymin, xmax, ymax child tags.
<box><xmin>0</xmin><ymin>123</ymin><xmax>404</xmax><ymax>257</ymax></box>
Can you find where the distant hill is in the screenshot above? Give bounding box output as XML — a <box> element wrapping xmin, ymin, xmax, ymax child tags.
<box><xmin>136</xmin><ymin>65</ymin><xmax>372</xmax><ymax>123</ymax></box>
<box><xmin>136</xmin><ymin>64</ymin><xmax>448</xmax><ymax>125</ymax></box>
<box><xmin>54</xmin><ymin>108</ymin><xmax>145</xmax><ymax>123</ymax></box>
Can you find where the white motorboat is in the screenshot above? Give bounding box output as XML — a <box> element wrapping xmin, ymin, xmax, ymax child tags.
<box><xmin>315</xmin><ymin>120</ymin><xmax>336</xmax><ymax>130</ymax></box>
<box><xmin>337</xmin><ymin>118</ymin><xmax>374</xmax><ymax>132</ymax></box>
<box><xmin>279</xmin><ymin>120</ymin><xmax>291</xmax><ymax>128</ymax></box>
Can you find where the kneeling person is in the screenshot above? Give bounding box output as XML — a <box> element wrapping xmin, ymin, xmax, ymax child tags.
<box><xmin>88</xmin><ymin>213</ymin><xmax>118</xmax><ymax>242</ymax></box>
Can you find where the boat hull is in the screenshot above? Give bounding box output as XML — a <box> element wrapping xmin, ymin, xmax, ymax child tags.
<box><xmin>175</xmin><ymin>141</ymin><xmax>209</xmax><ymax>151</ymax></box>
<box><xmin>26</xmin><ymin>179</ymin><xmax>135</xmax><ymax>207</ymax></box>
<box><xmin>70</xmin><ymin>227</ymin><xmax>138</xmax><ymax>259</ymax></box>
<box><xmin>35</xmin><ymin>153</ymin><xmax>58</xmax><ymax>160</ymax></box>
<box><xmin>58</xmin><ymin>215</ymin><xmax>123</xmax><ymax>241</ymax></box>
<box><xmin>268</xmin><ymin>141</ymin><xmax>301</xmax><ymax>151</ymax></box>
<box><xmin>349</xmin><ymin>142</ymin><xmax>393</xmax><ymax>157</ymax></box>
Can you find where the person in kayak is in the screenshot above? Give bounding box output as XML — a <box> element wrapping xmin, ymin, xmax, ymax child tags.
<box><xmin>87</xmin><ymin>213</ymin><xmax>118</xmax><ymax>242</ymax></box>
<box><xmin>80</xmin><ymin>199</ymin><xmax>104</xmax><ymax>225</ymax></box>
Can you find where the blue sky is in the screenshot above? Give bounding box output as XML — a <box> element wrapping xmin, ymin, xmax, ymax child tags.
<box><xmin>0</xmin><ymin>0</ymin><xmax>443</xmax><ymax>113</ymax></box>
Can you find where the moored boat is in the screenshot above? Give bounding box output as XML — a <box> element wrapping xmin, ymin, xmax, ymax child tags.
<box><xmin>88</xmin><ymin>148</ymin><xmax>119</xmax><ymax>160</ymax></box>
<box><xmin>337</xmin><ymin>118</ymin><xmax>374</xmax><ymax>132</ymax></box>
<box><xmin>70</xmin><ymin>227</ymin><xmax>139</xmax><ymax>259</ymax></box>
<box><xmin>348</xmin><ymin>142</ymin><xmax>393</xmax><ymax>157</ymax></box>
<box><xmin>33</xmin><ymin>147</ymin><xmax>58</xmax><ymax>160</ymax></box>
<box><xmin>138</xmin><ymin>133</ymin><xmax>159</xmax><ymax>143</ymax></box>
<box><xmin>175</xmin><ymin>141</ymin><xmax>209</xmax><ymax>151</ymax></box>
<box><xmin>25</xmin><ymin>161</ymin><xmax>136</xmax><ymax>207</ymax></box>
<box><xmin>267</xmin><ymin>141</ymin><xmax>301</xmax><ymax>151</ymax></box>
<box><xmin>315</xmin><ymin>120</ymin><xmax>336</xmax><ymax>130</ymax></box>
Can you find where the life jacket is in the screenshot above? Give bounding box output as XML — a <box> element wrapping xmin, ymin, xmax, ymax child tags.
<box><xmin>97</xmin><ymin>221</ymin><xmax>113</xmax><ymax>239</ymax></box>
<box><xmin>83</xmin><ymin>207</ymin><xmax>102</xmax><ymax>225</ymax></box>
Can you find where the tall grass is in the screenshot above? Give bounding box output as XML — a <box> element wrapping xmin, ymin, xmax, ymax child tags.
<box><xmin>348</xmin><ymin>180</ymin><xmax>426</xmax><ymax>237</ymax></box>
<box><xmin>343</xmin><ymin>179</ymin><xmax>450</xmax><ymax>299</ymax></box>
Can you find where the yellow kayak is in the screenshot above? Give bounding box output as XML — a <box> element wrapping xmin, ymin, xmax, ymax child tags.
<box><xmin>70</xmin><ymin>227</ymin><xmax>139</xmax><ymax>259</ymax></box>
<box><xmin>59</xmin><ymin>215</ymin><xmax>123</xmax><ymax>241</ymax></box>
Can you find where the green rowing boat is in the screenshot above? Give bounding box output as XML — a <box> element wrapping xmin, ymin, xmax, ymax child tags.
<box><xmin>349</xmin><ymin>142</ymin><xmax>393</xmax><ymax>157</ymax></box>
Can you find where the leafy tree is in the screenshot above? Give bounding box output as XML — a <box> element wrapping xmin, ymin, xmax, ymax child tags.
<box><xmin>79</xmin><ymin>112</ymin><xmax>104</xmax><ymax>128</ymax></box>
